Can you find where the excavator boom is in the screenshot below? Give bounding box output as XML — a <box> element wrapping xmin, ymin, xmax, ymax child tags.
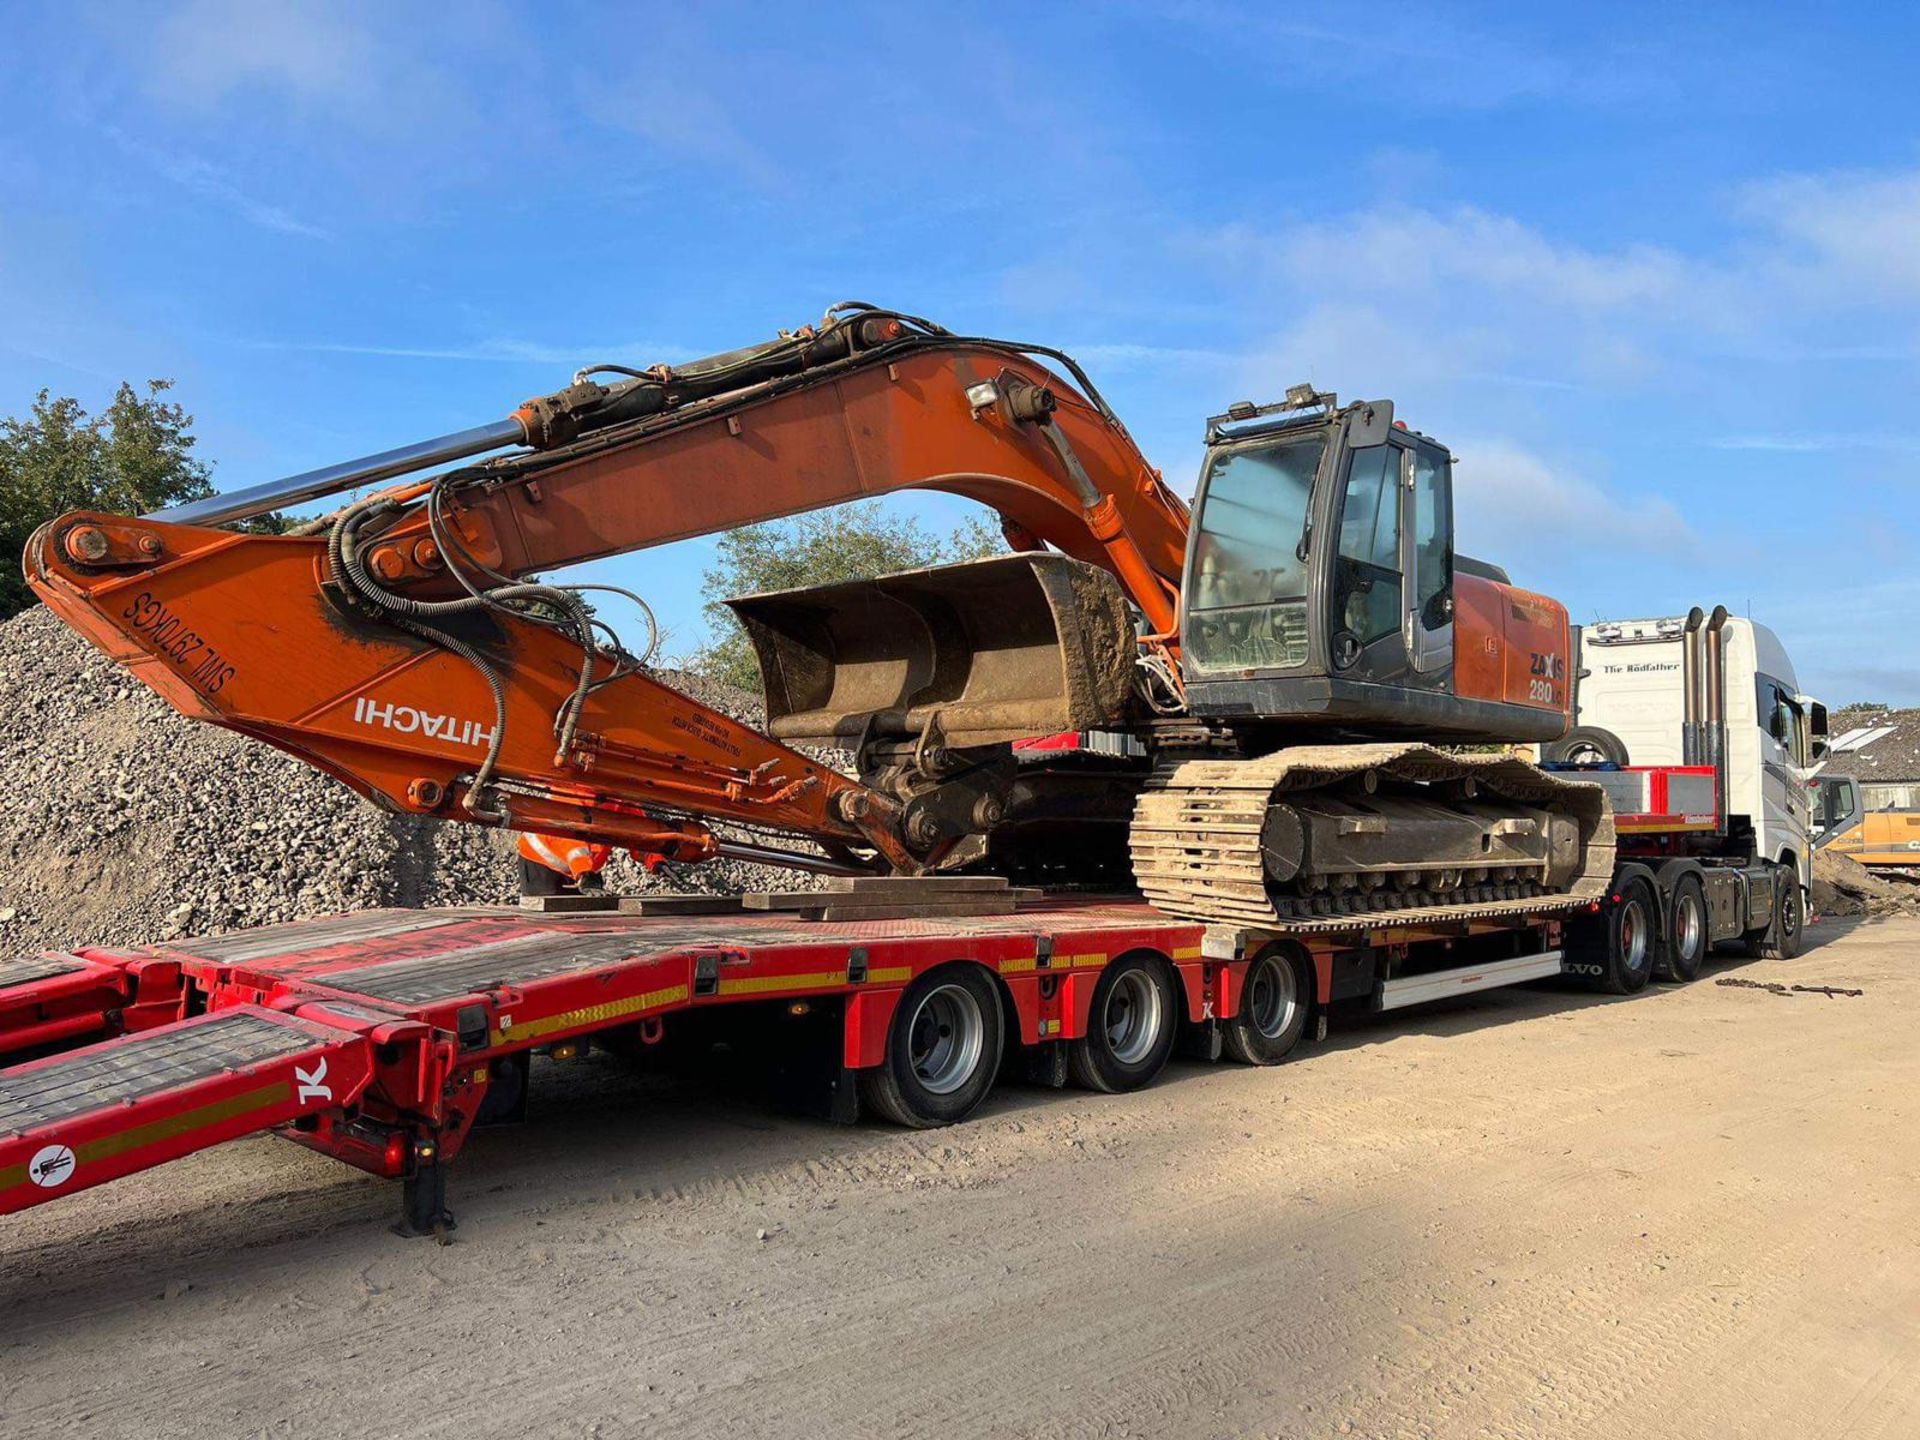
<box><xmin>26</xmin><ymin>308</ymin><xmax>1189</xmax><ymax>873</ymax></box>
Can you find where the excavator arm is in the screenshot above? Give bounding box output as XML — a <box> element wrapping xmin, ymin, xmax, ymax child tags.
<box><xmin>25</xmin><ymin>307</ymin><xmax>1189</xmax><ymax>874</ymax></box>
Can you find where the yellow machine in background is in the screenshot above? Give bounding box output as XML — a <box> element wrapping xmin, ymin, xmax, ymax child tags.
<box><xmin>1813</xmin><ymin>773</ymin><xmax>1920</xmax><ymax>878</ymax></box>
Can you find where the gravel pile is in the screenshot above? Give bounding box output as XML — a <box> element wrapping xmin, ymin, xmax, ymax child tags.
<box><xmin>0</xmin><ymin>605</ymin><xmax>838</xmax><ymax>958</ymax></box>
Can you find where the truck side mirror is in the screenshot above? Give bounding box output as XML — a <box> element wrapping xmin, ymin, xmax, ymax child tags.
<box><xmin>1801</xmin><ymin>697</ymin><xmax>1829</xmax><ymax>762</ymax></box>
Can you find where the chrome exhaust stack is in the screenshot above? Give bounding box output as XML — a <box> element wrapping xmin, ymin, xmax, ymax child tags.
<box><xmin>1681</xmin><ymin>605</ymin><xmax>1705</xmax><ymax>764</ymax></box>
<box><xmin>1704</xmin><ymin>604</ymin><xmax>1730</xmax><ymax>830</ymax></box>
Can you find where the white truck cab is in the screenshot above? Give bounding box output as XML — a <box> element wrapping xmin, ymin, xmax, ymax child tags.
<box><xmin>1567</xmin><ymin>612</ymin><xmax>1821</xmax><ymax>888</ymax></box>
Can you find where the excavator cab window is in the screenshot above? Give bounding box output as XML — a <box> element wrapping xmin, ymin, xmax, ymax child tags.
<box><xmin>1812</xmin><ymin>775</ymin><xmax>1862</xmax><ymax>840</ymax></box>
<box><xmin>1183</xmin><ymin>433</ymin><xmax>1324</xmax><ymax>674</ymax></box>
<box><xmin>1331</xmin><ymin>444</ymin><xmax>1403</xmax><ymax>661</ymax></box>
<box><xmin>1408</xmin><ymin>441</ymin><xmax>1454</xmax><ymax>673</ymax></box>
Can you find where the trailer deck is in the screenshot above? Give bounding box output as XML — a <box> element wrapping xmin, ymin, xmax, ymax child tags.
<box><xmin>0</xmin><ymin>893</ymin><xmax>1588</xmax><ymax>1231</ymax></box>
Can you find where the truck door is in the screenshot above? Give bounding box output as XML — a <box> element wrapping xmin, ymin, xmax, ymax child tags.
<box><xmin>1755</xmin><ymin>673</ymin><xmax>1812</xmax><ymax>875</ymax></box>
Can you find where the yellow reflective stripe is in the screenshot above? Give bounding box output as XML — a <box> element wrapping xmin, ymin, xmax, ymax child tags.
<box><xmin>866</xmin><ymin>966</ymin><xmax>912</xmax><ymax>985</ymax></box>
<box><xmin>715</xmin><ymin>969</ymin><xmax>848</xmax><ymax>998</ymax></box>
<box><xmin>494</xmin><ymin>984</ymin><xmax>689</xmax><ymax>1045</ymax></box>
<box><xmin>1172</xmin><ymin>946</ymin><xmax>1203</xmax><ymax>961</ymax></box>
<box><xmin>999</xmin><ymin>956</ymin><xmax>1038</xmax><ymax>974</ymax></box>
<box><xmin>0</xmin><ymin>1079</ymin><xmax>288</xmax><ymax>1197</ymax></box>
<box><xmin>1055</xmin><ymin>952</ymin><xmax>1108</xmax><ymax>969</ymax></box>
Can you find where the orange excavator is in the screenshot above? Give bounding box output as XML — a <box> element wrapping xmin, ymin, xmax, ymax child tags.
<box><xmin>24</xmin><ymin>304</ymin><xmax>1611</xmax><ymax>926</ymax></box>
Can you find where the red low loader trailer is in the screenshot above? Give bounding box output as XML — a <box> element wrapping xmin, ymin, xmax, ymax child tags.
<box><xmin>0</xmin><ymin>761</ymin><xmax>1776</xmax><ymax>1237</ymax></box>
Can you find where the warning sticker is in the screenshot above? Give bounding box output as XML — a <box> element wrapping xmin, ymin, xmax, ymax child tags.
<box><xmin>28</xmin><ymin>1143</ymin><xmax>76</xmax><ymax>1189</ymax></box>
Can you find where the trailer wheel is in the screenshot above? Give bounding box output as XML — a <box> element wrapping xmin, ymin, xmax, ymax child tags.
<box><xmin>1222</xmin><ymin>945</ymin><xmax>1312</xmax><ymax>1066</ymax></box>
<box><xmin>858</xmin><ymin>965</ymin><xmax>1003</xmax><ymax>1128</ymax></box>
<box><xmin>1572</xmin><ymin>872</ymin><xmax>1655</xmax><ymax>994</ymax></box>
<box><xmin>1658</xmin><ymin>873</ymin><xmax>1708</xmax><ymax>983</ymax></box>
<box><xmin>1068</xmin><ymin>953</ymin><xmax>1179</xmax><ymax>1093</ymax></box>
<box><xmin>1759</xmin><ymin>873</ymin><xmax>1805</xmax><ymax>960</ymax></box>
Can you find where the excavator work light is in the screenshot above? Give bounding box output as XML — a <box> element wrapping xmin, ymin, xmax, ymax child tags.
<box><xmin>964</xmin><ymin>380</ymin><xmax>999</xmax><ymax>413</ymax></box>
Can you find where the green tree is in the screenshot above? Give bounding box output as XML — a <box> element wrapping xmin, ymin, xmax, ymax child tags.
<box><xmin>691</xmin><ymin>501</ymin><xmax>1003</xmax><ymax>692</ymax></box>
<box><xmin>0</xmin><ymin>381</ymin><xmax>215</xmax><ymax>619</ymax></box>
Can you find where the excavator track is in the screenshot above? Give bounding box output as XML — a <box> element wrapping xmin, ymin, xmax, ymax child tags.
<box><xmin>1130</xmin><ymin>743</ymin><xmax>1616</xmax><ymax>932</ymax></box>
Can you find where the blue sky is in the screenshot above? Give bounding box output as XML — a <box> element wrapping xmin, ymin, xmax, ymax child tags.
<box><xmin>2</xmin><ymin>2</ymin><xmax>1916</xmax><ymax>703</ymax></box>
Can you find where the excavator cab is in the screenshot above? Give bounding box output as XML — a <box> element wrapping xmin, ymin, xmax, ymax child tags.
<box><xmin>1180</xmin><ymin>388</ymin><xmax>1564</xmax><ymax>743</ymax></box>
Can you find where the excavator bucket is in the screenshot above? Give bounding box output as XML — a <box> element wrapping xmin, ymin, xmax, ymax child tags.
<box><xmin>728</xmin><ymin>552</ymin><xmax>1137</xmax><ymax>749</ymax></box>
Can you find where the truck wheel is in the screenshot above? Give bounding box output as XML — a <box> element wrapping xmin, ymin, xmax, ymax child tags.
<box><xmin>858</xmin><ymin>965</ymin><xmax>1003</xmax><ymax>1128</ymax></box>
<box><xmin>1572</xmin><ymin>873</ymin><xmax>1655</xmax><ymax>994</ymax></box>
<box><xmin>1658</xmin><ymin>873</ymin><xmax>1708</xmax><ymax>983</ymax></box>
<box><xmin>1222</xmin><ymin>945</ymin><xmax>1312</xmax><ymax>1066</ymax></box>
<box><xmin>1760</xmin><ymin>875</ymin><xmax>1806</xmax><ymax>960</ymax></box>
<box><xmin>1068</xmin><ymin>953</ymin><xmax>1179</xmax><ymax>1093</ymax></box>
<box><xmin>1542</xmin><ymin>726</ymin><xmax>1629</xmax><ymax>765</ymax></box>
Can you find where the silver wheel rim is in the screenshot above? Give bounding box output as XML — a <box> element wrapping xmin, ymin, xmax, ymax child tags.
<box><xmin>1676</xmin><ymin>892</ymin><xmax>1703</xmax><ymax>959</ymax></box>
<box><xmin>1622</xmin><ymin>899</ymin><xmax>1650</xmax><ymax>971</ymax></box>
<box><xmin>1104</xmin><ymin>968</ymin><xmax>1165</xmax><ymax>1066</ymax></box>
<box><xmin>1781</xmin><ymin>886</ymin><xmax>1801</xmax><ymax>937</ymax></box>
<box><xmin>907</xmin><ymin>983</ymin><xmax>985</xmax><ymax>1095</ymax></box>
<box><xmin>1246</xmin><ymin>953</ymin><xmax>1299</xmax><ymax>1039</ymax></box>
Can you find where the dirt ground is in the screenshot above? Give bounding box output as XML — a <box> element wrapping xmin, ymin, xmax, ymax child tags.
<box><xmin>3</xmin><ymin>915</ymin><xmax>1917</xmax><ymax>1440</ymax></box>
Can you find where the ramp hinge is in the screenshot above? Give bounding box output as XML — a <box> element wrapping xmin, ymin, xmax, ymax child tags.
<box><xmin>1035</xmin><ymin>936</ymin><xmax>1054</xmax><ymax>970</ymax></box>
<box><xmin>847</xmin><ymin>947</ymin><xmax>869</xmax><ymax>985</ymax></box>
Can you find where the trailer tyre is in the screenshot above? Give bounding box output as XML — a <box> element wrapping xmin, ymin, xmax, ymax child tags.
<box><xmin>1658</xmin><ymin>873</ymin><xmax>1708</xmax><ymax>983</ymax></box>
<box><xmin>859</xmin><ymin>965</ymin><xmax>1003</xmax><ymax>1128</ymax></box>
<box><xmin>1572</xmin><ymin>872</ymin><xmax>1656</xmax><ymax>994</ymax></box>
<box><xmin>1068</xmin><ymin>953</ymin><xmax>1180</xmax><ymax>1093</ymax></box>
<box><xmin>1222</xmin><ymin>945</ymin><xmax>1312</xmax><ymax>1066</ymax></box>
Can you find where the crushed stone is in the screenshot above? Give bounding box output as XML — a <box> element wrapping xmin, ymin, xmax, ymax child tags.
<box><xmin>0</xmin><ymin>605</ymin><xmax>842</xmax><ymax>956</ymax></box>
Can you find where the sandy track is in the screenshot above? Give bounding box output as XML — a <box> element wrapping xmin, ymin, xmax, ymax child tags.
<box><xmin>4</xmin><ymin>916</ymin><xmax>1917</xmax><ymax>1439</ymax></box>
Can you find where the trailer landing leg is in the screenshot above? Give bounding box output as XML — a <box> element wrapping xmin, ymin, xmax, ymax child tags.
<box><xmin>395</xmin><ymin>1159</ymin><xmax>455</xmax><ymax>1243</ymax></box>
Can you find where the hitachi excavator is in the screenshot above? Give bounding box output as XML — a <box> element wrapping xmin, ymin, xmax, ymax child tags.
<box><xmin>24</xmin><ymin>304</ymin><xmax>1610</xmax><ymax>928</ymax></box>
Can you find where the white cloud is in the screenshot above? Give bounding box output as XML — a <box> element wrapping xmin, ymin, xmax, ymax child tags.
<box><xmin>1708</xmin><ymin>432</ymin><xmax>1920</xmax><ymax>455</ymax></box>
<box><xmin>1450</xmin><ymin>436</ymin><xmax>1695</xmax><ymax>563</ymax></box>
<box><xmin>1738</xmin><ymin>168</ymin><xmax>1920</xmax><ymax>300</ymax></box>
<box><xmin>113</xmin><ymin>0</ymin><xmax>508</xmax><ymax>203</ymax></box>
<box><xmin>144</xmin><ymin>0</ymin><xmax>375</xmax><ymax>109</ymax></box>
<box><xmin>103</xmin><ymin>127</ymin><xmax>328</xmax><ymax>239</ymax></box>
<box><xmin>1070</xmin><ymin>342</ymin><xmax>1238</xmax><ymax>370</ymax></box>
<box><xmin>1274</xmin><ymin>206</ymin><xmax>1691</xmax><ymax>311</ymax></box>
<box><xmin>573</xmin><ymin>58</ymin><xmax>787</xmax><ymax>196</ymax></box>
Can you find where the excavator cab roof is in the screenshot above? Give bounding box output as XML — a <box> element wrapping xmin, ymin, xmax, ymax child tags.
<box><xmin>1204</xmin><ymin>388</ymin><xmax>1394</xmax><ymax>447</ymax></box>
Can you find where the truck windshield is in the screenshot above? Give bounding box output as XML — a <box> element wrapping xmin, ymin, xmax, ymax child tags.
<box><xmin>1185</xmin><ymin>434</ymin><xmax>1324</xmax><ymax>673</ymax></box>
